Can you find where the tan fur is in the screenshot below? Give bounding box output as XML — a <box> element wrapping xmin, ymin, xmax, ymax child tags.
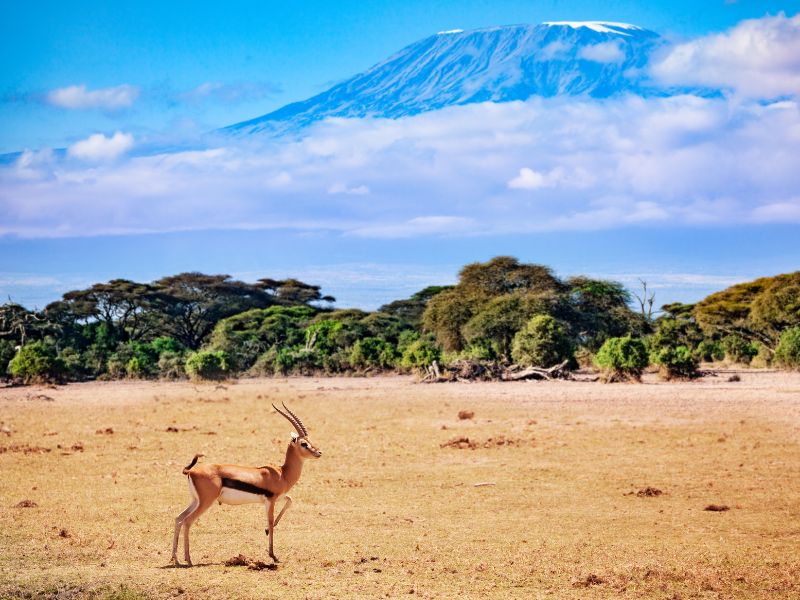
<box><xmin>171</xmin><ymin>434</ymin><xmax>321</xmax><ymax>566</ymax></box>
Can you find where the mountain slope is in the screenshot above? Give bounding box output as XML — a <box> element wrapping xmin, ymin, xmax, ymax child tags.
<box><xmin>224</xmin><ymin>21</ymin><xmax>662</xmax><ymax>137</ymax></box>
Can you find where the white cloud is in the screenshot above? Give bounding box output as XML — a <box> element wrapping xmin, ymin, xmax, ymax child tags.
<box><xmin>650</xmin><ymin>13</ymin><xmax>800</xmax><ymax>98</ymax></box>
<box><xmin>47</xmin><ymin>84</ymin><xmax>139</xmax><ymax>110</ymax></box>
<box><xmin>180</xmin><ymin>81</ymin><xmax>280</xmax><ymax>104</ymax></box>
<box><xmin>2</xmin><ymin>92</ymin><xmax>800</xmax><ymax>238</ymax></box>
<box><xmin>508</xmin><ymin>167</ymin><xmax>564</xmax><ymax>190</ymax></box>
<box><xmin>328</xmin><ymin>182</ymin><xmax>370</xmax><ymax>195</ymax></box>
<box><xmin>67</xmin><ymin>132</ymin><xmax>134</xmax><ymax>161</ymax></box>
<box><xmin>578</xmin><ymin>41</ymin><xmax>625</xmax><ymax>63</ymax></box>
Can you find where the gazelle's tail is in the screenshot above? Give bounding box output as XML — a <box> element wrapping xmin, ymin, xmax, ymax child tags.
<box><xmin>182</xmin><ymin>453</ymin><xmax>205</xmax><ymax>475</ymax></box>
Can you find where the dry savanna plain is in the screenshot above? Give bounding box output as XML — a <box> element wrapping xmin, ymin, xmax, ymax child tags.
<box><xmin>1</xmin><ymin>371</ymin><xmax>799</xmax><ymax>599</ymax></box>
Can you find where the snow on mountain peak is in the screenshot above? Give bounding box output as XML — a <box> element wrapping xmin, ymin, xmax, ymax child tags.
<box><xmin>437</xmin><ymin>29</ymin><xmax>464</xmax><ymax>35</ymax></box>
<box><xmin>542</xmin><ymin>21</ymin><xmax>643</xmax><ymax>35</ymax></box>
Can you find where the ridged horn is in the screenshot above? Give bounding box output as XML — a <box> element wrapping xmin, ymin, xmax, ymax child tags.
<box><xmin>281</xmin><ymin>402</ymin><xmax>309</xmax><ymax>437</ymax></box>
<box><xmin>272</xmin><ymin>403</ymin><xmax>305</xmax><ymax>438</ymax></box>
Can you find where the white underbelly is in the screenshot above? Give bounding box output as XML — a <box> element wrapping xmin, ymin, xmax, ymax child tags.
<box><xmin>218</xmin><ymin>488</ymin><xmax>268</xmax><ymax>505</ymax></box>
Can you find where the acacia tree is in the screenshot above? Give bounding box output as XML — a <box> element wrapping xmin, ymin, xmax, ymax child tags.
<box><xmin>568</xmin><ymin>277</ymin><xmax>645</xmax><ymax>350</ymax></box>
<box><xmin>422</xmin><ymin>257</ymin><xmax>567</xmax><ymax>353</ymax></box>
<box><xmin>257</xmin><ymin>278</ymin><xmax>335</xmax><ymax>306</ymax></box>
<box><xmin>58</xmin><ymin>279</ymin><xmax>157</xmax><ymax>342</ymax></box>
<box><xmin>153</xmin><ymin>273</ymin><xmax>274</xmax><ymax>349</ymax></box>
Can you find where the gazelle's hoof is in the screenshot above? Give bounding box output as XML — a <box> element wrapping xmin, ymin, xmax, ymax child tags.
<box><xmin>269</xmin><ymin>554</ymin><xmax>279</xmax><ymax>563</ymax></box>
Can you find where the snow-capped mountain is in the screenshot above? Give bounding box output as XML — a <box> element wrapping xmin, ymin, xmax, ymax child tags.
<box><xmin>224</xmin><ymin>21</ymin><xmax>662</xmax><ymax>137</ymax></box>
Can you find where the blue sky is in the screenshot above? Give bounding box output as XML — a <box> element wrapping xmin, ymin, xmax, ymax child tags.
<box><xmin>1</xmin><ymin>1</ymin><xmax>800</xmax><ymax>310</ymax></box>
<box><xmin>2</xmin><ymin>0</ymin><xmax>798</xmax><ymax>151</ymax></box>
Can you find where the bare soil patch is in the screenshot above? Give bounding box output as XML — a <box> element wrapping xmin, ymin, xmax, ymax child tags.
<box><xmin>1</xmin><ymin>370</ymin><xmax>799</xmax><ymax>599</ymax></box>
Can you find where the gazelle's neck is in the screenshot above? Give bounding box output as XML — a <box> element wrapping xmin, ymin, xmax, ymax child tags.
<box><xmin>281</xmin><ymin>443</ymin><xmax>304</xmax><ymax>490</ymax></box>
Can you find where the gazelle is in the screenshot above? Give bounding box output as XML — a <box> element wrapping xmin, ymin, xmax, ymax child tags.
<box><xmin>171</xmin><ymin>402</ymin><xmax>322</xmax><ymax>566</ymax></box>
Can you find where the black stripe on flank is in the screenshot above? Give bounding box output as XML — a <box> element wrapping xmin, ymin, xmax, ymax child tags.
<box><xmin>221</xmin><ymin>477</ymin><xmax>274</xmax><ymax>497</ymax></box>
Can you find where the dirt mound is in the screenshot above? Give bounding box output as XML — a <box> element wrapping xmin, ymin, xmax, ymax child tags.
<box><xmin>440</xmin><ymin>435</ymin><xmax>525</xmax><ymax>450</ymax></box>
<box><xmin>0</xmin><ymin>443</ymin><xmax>51</xmax><ymax>455</ymax></box>
<box><xmin>14</xmin><ymin>499</ymin><xmax>37</xmax><ymax>508</ymax></box>
<box><xmin>704</xmin><ymin>504</ymin><xmax>730</xmax><ymax>512</ymax></box>
<box><xmin>457</xmin><ymin>410</ymin><xmax>474</xmax><ymax>420</ymax></box>
<box><xmin>637</xmin><ymin>487</ymin><xmax>663</xmax><ymax>497</ymax></box>
<box><xmin>573</xmin><ymin>573</ymin><xmax>605</xmax><ymax>587</ymax></box>
<box><xmin>224</xmin><ymin>554</ymin><xmax>277</xmax><ymax>570</ymax></box>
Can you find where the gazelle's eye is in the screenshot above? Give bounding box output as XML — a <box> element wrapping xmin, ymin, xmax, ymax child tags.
<box><xmin>301</xmin><ymin>442</ymin><xmax>308</xmax><ymax>448</ymax></box>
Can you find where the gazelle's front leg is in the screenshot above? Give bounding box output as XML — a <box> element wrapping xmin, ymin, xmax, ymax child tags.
<box><xmin>265</xmin><ymin>495</ymin><xmax>292</xmax><ymax>535</ymax></box>
<box><xmin>266</xmin><ymin>500</ymin><xmax>278</xmax><ymax>562</ymax></box>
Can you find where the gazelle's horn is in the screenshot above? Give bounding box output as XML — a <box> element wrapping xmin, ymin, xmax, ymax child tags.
<box><xmin>272</xmin><ymin>403</ymin><xmax>304</xmax><ymax>437</ymax></box>
<box><xmin>282</xmin><ymin>402</ymin><xmax>308</xmax><ymax>437</ymax></box>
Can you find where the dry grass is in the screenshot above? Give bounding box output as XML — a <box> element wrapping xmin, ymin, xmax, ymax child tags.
<box><xmin>1</xmin><ymin>371</ymin><xmax>799</xmax><ymax>599</ymax></box>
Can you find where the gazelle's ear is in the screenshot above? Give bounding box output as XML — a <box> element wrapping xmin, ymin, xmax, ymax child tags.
<box><xmin>290</xmin><ymin>432</ymin><xmax>298</xmax><ymax>442</ymax></box>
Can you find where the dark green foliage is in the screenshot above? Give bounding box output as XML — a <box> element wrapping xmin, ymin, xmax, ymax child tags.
<box><xmin>651</xmin><ymin>345</ymin><xmax>699</xmax><ymax>380</ymax></box>
<box><xmin>152</xmin><ymin>273</ymin><xmax>275</xmax><ymax>349</ymax></box>
<box><xmin>695</xmin><ymin>340</ymin><xmax>725</xmax><ymax>362</ymax></box>
<box><xmin>511</xmin><ymin>315</ymin><xmax>573</xmax><ymax>367</ymax></box>
<box><xmin>568</xmin><ymin>277</ymin><xmax>644</xmax><ymax>350</ymax></box>
<box><xmin>594</xmin><ymin>336</ymin><xmax>649</xmax><ymax>382</ymax></box>
<box><xmin>349</xmin><ymin>337</ymin><xmax>398</xmax><ymax>370</ymax></box>
<box><xmin>8</xmin><ymin>342</ymin><xmax>65</xmax><ymax>383</ymax></box>
<box><xmin>774</xmin><ymin>326</ymin><xmax>800</xmax><ymax>369</ymax></box>
<box><xmin>722</xmin><ymin>334</ymin><xmax>759</xmax><ymax>364</ymax></box>
<box><xmin>185</xmin><ymin>350</ymin><xmax>230</xmax><ymax>381</ymax></box>
<box><xmin>106</xmin><ymin>341</ymin><xmax>160</xmax><ymax>379</ymax></box>
<box><xmin>257</xmin><ymin>278</ymin><xmax>335</xmax><ymax>305</ymax></box>
<box><xmin>380</xmin><ymin>285</ymin><xmax>451</xmax><ymax>328</ymax></box>
<box><xmin>0</xmin><ymin>339</ymin><xmax>15</xmax><ymax>378</ymax></box>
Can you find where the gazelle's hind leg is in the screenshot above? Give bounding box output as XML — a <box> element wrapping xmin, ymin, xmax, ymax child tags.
<box><xmin>172</xmin><ymin>477</ymin><xmax>200</xmax><ymax>565</ymax></box>
<box><xmin>179</xmin><ymin>487</ymin><xmax>217</xmax><ymax>567</ymax></box>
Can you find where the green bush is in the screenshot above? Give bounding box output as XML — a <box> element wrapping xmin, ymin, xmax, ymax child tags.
<box><xmin>349</xmin><ymin>337</ymin><xmax>398</xmax><ymax>370</ymax></box>
<box><xmin>775</xmin><ymin>326</ymin><xmax>800</xmax><ymax>369</ymax></box>
<box><xmin>722</xmin><ymin>334</ymin><xmax>758</xmax><ymax>364</ymax></box>
<box><xmin>695</xmin><ymin>340</ymin><xmax>724</xmax><ymax>362</ymax></box>
<box><xmin>511</xmin><ymin>315</ymin><xmax>573</xmax><ymax>367</ymax></box>
<box><xmin>8</xmin><ymin>342</ymin><xmax>65</xmax><ymax>383</ymax></box>
<box><xmin>594</xmin><ymin>336</ymin><xmax>649</xmax><ymax>382</ymax></box>
<box><xmin>107</xmin><ymin>341</ymin><xmax>159</xmax><ymax>379</ymax></box>
<box><xmin>150</xmin><ymin>337</ymin><xmax>185</xmax><ymax>355</ymax></box>
<box><xmin>58</xmin><ymin>347</ymin><xmax>83</xmax><ymax>379</ymax></box>
<box><xmin>652</xmin><ymin>345</ymin><xmax>699</xmax><ymax>380</ymax></box>
<box><xmin>185</xmin><ymin>350</ymin><xmax>230</xmax><ymax>381</ymax></box>
<box><xmin>400</xmin><ymin>339</ymin><xmax>441</xmax><ymax>369</ymax></box>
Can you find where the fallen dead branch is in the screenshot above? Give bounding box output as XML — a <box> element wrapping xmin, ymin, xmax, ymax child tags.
<box><xmin>421</xmin><ymin>359</ymin><xmax>572</xmax><ymax>383</ymax></box>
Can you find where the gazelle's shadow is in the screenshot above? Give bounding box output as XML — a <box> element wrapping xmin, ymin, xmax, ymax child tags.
<box><xmin>158</xmin><ymin>562</ymin><xmax>215</xmax><ymax>569</ymax></box>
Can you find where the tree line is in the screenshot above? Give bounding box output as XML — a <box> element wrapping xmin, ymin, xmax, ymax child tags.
<box><xmin>2</xmin><ymin>257</ymin><xmax>799</xmax><ymax>384</ymax></box>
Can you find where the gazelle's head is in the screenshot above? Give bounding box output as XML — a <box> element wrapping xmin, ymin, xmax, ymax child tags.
<box><xmin>273</xmin><ymin>402</ymin><xmax>322</xmax><ymax>459</ymax></box>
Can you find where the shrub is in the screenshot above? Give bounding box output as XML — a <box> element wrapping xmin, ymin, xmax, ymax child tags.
<box><xmin>7</xmin><ymin>342</ymin><xmax>65</xmax><ymax>383</ymax></box>
<box><xmin>775</xmin><ymin>326</ymin><xmax>800</xmax><ymax>369</ymax></box>
<box><xmin>185</xmin><ymin>350</ymin><xmax>230</xmax><ymax>381</ymax></box>
<box><xmin>400</xmin><ymin>339</ymin><xmax>441</xmax><ymax>369</ymax></box>
<box><xmin>157</xmin><ymin>351</ymin><xmax>186</xmax><ymax>380</ymax></box>
<box><xmin>349</xmin><ymin>337</ymin><xmax>398</xmax><ymax>370</ymax></box>
<box><xmin>511</xmin><ymin>315</ymin><xmax>573</xmax><ymax>367</ymax></box>
<box><xmin>695</xmin><ymin>340</ymin><xmax>724</xmax><ymax>362</ymax></box>
<box><xmin>594</xmin><ymin>336</ymin><xmax>649</xmax><ymax>382</ymax></box>
<box><xmin>58</xmin><ymin>347</ymin><xmax>83</xmax><ymax>379</ymax></box>
<box><xmin>652</xmin><ymin>345</ymin><xmax>699</xmax><ymax>380</ymax></box>
<box><xmin>107</xmin><ymin>342</ymin><xmax>158</xmax><ymax>379</ymax></box>
<box><xmin>722</xmin><ymin>334</ymin><xmax>758</xmax><ymax>364</ymax></box>
<box><xmin>149</xmin><ymin>337</ymin><xmax>185</xmax><ymax>355</ymax></box>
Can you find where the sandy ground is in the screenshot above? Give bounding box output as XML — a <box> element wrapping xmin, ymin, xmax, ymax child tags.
<box><xmin>0</xmin><ymin>371</ymin><xmax>799</xmax><ymax>599</ymax></box>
